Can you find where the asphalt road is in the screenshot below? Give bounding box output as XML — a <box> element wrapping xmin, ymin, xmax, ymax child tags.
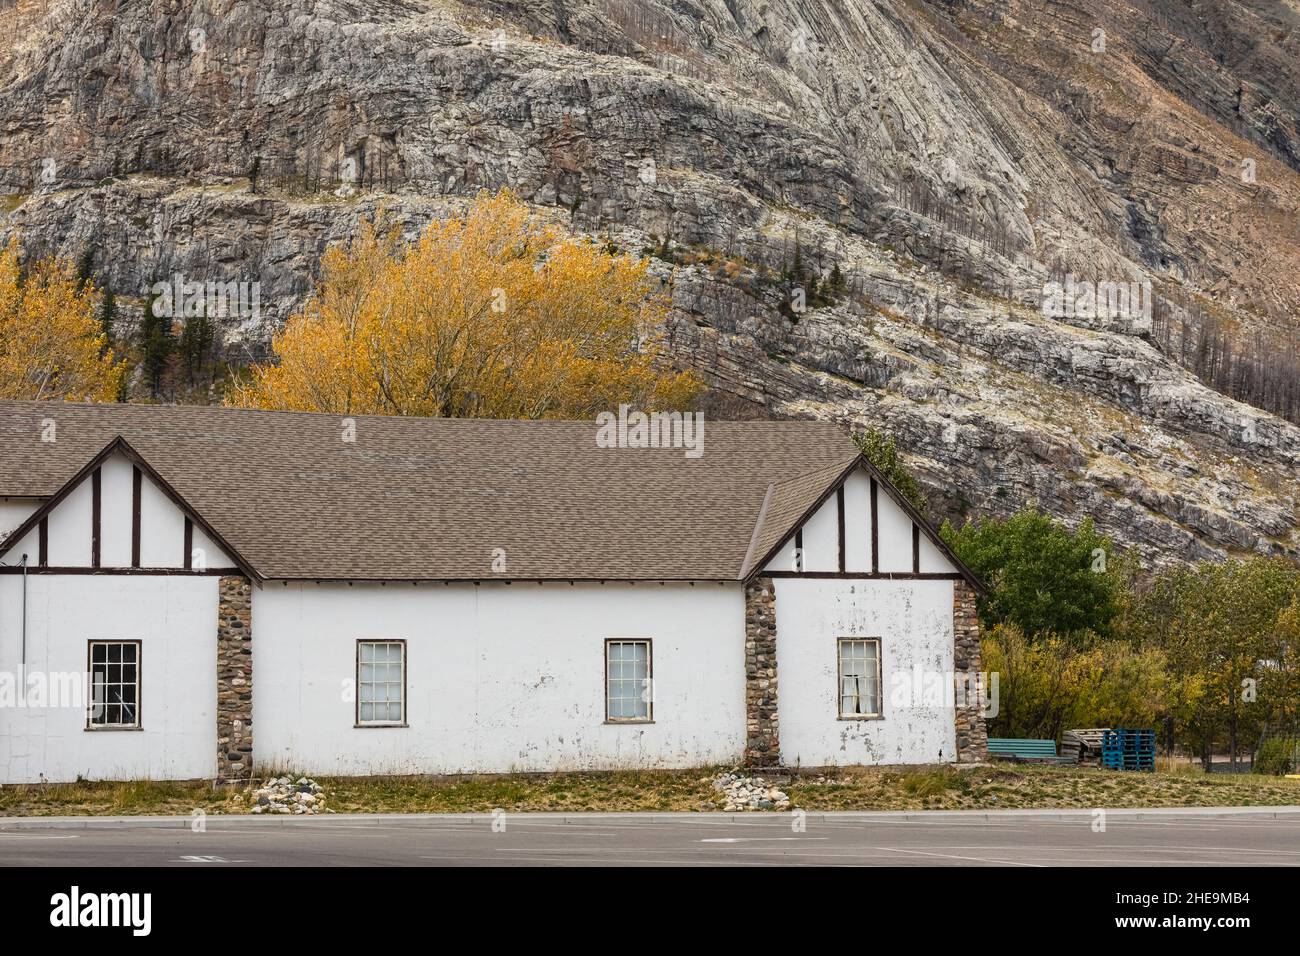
<box><xmin>1</xmin><ymin>810</ymin><xmax>1298</xmax><ymax>866</ymax></box>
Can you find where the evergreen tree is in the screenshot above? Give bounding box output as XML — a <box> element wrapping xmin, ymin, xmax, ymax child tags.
<box><xmin>179</xmin><ymin>311</ymin><xmax>215</xmax><ymax>387</ymax></box>
<box><xmin>99</xmin><ymin>289</ymin><xmax>116</xmax><ymax>352</ymax></box>
<box><xmin>829</xmin><ymin>261</ymin><xmax>845</xmax><ymax>294</ymax></box>
<box><xmin>139</xmin><ymin>291</ymin><xmax>174</xmax><ymax>397</ymax></box>
<box><xmin>75</xmin><ymin>248</ymin><xmax>95</xmax><ymax>291</ymax></box>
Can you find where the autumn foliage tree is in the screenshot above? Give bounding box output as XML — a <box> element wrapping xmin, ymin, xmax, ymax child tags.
<box><xmin>0</xmin><ymin>238</ymin><xmax>123</xmax><ymax>401</ymax></box>
<box><xmin>229</xmin><ymin>190</ymin><xmax>699</xmax><ymax>417</ymax></box>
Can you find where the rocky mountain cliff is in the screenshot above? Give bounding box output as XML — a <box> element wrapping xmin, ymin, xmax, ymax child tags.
<box><xmin>1</xmin><ymin>0</ymin><xmax>1298</xmax><ymax>568</ymax></box>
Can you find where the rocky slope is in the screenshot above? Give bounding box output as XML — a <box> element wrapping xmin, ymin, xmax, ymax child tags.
<box><xmin>1</xmin><ymin>0</ymin><xmax>1297</xmax><ymax>568</ymax></box>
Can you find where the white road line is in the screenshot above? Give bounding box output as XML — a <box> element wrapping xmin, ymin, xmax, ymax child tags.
<box><xmin>699</xmin><ymin>837</ymin><xmax>830</xmax><ymax>843</ymax></box>
<box><xmin>0</xmin><ymin>834</ymin><xmax>80</xmax><ymax>840</ymax></box>
<box><xmin>177</xmin><ymin>855</ymin><xmax>252</xmax><ymax>863</ymax></box>
<box><xmin>290</xmin><ymin>824</ymin><xmax>619</xmax><ymax>835</ymax></box>
<box><xmin>873</xmin><ymin>845</ymin><xmax>1046</xmax><ymax>867</ymax></box>
<box><xmin>417</xmin><ymin>852</ymin><xmax>811</xmax><ymax>867</ymax></box>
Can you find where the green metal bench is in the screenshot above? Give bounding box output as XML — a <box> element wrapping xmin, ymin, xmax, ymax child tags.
<box><xmin>987</xmin><ymin>738</ymin><xmax>1073</xmax><ymax>764</ymax></box>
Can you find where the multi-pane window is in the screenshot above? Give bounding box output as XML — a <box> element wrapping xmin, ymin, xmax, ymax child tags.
<box><xmin>357</xmin><ymin>640</ymin><xmax>406</xmax><ymax>725</ymax></box>
<box><xmin>87</xmin><ymin>641</ymin><xmax>140</xmax><ymax>728</ymax></box>
<box><xmin>606</xmin><ymin>640</ymin><xmax>652</xmax><ymax>722</ymax></box>
<box><xmin>838</xmin><ymin>638</ymin><xmax>881</xmax><ymax>718</ymax></box>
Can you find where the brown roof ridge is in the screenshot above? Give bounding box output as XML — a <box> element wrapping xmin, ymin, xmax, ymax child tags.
<box><xmin>0</xmin><ymin>399</ymin><xmax>855</xmax><ymax>431</ymax></box>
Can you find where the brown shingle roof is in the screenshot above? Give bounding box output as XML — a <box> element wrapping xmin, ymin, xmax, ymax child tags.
<box><xmin>0</xmin><ymin>401</ymin><xmax>861</xmax><ymax>581</ymax></box>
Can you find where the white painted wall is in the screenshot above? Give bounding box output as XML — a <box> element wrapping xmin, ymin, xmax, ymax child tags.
<box><xmin>918</xmin><ymin>533</ymin><xmax>951</xmax><ymax>573</ymax></box>
<box><xmin>139</xmin><ymin>474</ymin><xmax>186</xmax><ymax>567</ymax></box>
<box><xmin>189</xmin><ymin>526</ymin><xmax>231</xmax><ymax>572</ymax></box>
<box><xmin>843</xmin><ymin>469</ymin><xmax>872</xmax><ymax>573</ymax></box>
<box><xmin>254</xmin><ymin>582</ymin><xmax>746</xmax><ymax>775</ymax></box>
<box><xmin>0</xmin><ymin>498</ymin><xmax>42</xmax><ymax>542</ymax></box>
<box><xmin>46</xmin><ymin>478</ymin><xmax>93</xmax><ymax>567</ymax></box>
<box><xmin>0</xmin><ymin>575</ymin><xmax>218</xmax><ymax>783</ymax></box>
<box><xmin>800</xmin><ymin>488</ymin><xmax>839</xmax><ymax>572</ymax></box>
<box><xmin>773</xmin><ymin>578</ymin><xmax>958</xmax><ymax>766</ymax></box>
<box><xmin>100</xmin><ymin>455</ymin><xmax>134</xmax><ymax>568</ymax></box>
<box><xmin>876</xmin><ymin>487</ymin><xmax>914</xmax><ymax>572</ymax></box>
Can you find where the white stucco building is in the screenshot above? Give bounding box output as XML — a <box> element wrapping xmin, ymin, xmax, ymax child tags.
<box><xmin>0</xmin><ymin>401</ymin><xmax>987</xmax><ymax>784</ymax></box>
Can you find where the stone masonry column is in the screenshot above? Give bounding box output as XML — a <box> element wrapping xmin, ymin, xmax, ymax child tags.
<box><xmin>744</xmin><ymin>577</ymin><xmax>781</xmax><ymax>767</ymax></box>
<box><xmin>217</xmin><ymin>575</ymin><xmax>253</xmax><ymax>782</ymax></box>
<box><xmin>953</xmin><ymin>581</ymin><xmax>988</xmax><ymax>763</ymax></box>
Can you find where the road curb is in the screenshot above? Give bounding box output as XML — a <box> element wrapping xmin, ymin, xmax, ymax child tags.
<box><xmin>2</xmin><ymin>806</ymin><xmax>1299</xmax><ymax>830</ymax></box>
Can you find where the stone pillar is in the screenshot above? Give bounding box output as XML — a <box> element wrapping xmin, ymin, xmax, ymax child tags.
<box><xmin>744</xmin><ymin>577</ymin><xmax>781</xmax><ymax>767</ymax></box>
<box><xmin>953</xmin><ymin>580</ymin><xmax>988</xmax><ymax>763</ymax></box>
<box><xmin>217</xmin><ymin>575</ymin><xmax>253</xmax><ymax>782</ymax></box>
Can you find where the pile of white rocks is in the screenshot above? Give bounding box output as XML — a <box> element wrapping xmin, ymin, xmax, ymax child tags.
<box><xmin>713</xmin><ymin>771</ymin><xmax>791</xmax><ymax>811</ymax></box>
<box><xmin>250</xmin><ymin>776</ymin><xmax>330</xmax><ymax>814</ymax></box>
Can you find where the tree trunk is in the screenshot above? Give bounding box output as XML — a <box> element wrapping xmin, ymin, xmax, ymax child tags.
<box><xmin>1229</xmin><ymin>709</ymin><xmax>1239</xmax><ymax>774</ymax></box>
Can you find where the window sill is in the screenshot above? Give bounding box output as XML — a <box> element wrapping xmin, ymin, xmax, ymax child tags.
<box><xmin>354</xmin><ymin>722</ymin><xmax>408</xmax><ymax>729</ymax></box>
<box><xmin>838</xmin><ymin>714</ymin><xmax>884</xmax><ymax>721</ymax></box>
<box><xmin>604</xmin><ymin>719</ymin><xmax>654</xmax><ymax>725</ymax></box>
<box><xmin>85</xmin><ymin>725</ymin><xmax>143</xmax><ymax>732</ymax></box>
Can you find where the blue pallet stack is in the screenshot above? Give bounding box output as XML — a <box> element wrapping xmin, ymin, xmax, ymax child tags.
<box><xmin>1101</xmin><ymin>728</ymin><xmax>1156</xmax><ymax>771</ymax></box>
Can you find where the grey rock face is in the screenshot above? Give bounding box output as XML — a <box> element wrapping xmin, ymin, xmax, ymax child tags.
<box><xmin>1</xmin><ymin>0</ymin><xmax>1297</xmax><ymax>567</ymax></box>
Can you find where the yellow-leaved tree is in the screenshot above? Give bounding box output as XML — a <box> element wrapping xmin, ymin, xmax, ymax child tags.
<box><xmin>0</xmin><ymin>238</ymin><xmax>122</xmax><ymax>401</ymax></box>
<box><xmin>229</xmin><ymin>190</ymin><xmax>699</xmax><ymax>417</ymax></box>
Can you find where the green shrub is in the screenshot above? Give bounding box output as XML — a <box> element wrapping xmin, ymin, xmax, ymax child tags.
<box><xmin>1254</xmin><ymin>737</ymin><xmax>1298</xmax><ymax>776</ymax></box>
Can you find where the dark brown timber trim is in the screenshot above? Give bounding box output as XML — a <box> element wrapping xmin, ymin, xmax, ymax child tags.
<box><xmin>91</xmin><ymin>467</ymin><xmax>101</xmax><ymax>568</ymax></box>
<box><xmin>837</xmin><ymin>486</ymin><xmax>846</xmax><ymax>573</ymax></box>
<box><xmin>183</xmin><ymin>518</ymin><xmax>193</xmax><ymax>570</ymax></box>
<box><xmin>131</xmin><ymin>466</ymin><xmax>141</xmax><ymax>567</ymax></box>
<box><xmin>870</xmin><ymin>478</ymin><xmax>879</xmax><ymax>574</ymax></box>
<box><xmin>766</xmin><ymin>571</ymin><xmax>965</xmax><ymax>580</ymax></box>
<box><xmin>794</xmin><ymin>527</ymin><xmax>803</xmax><ymax>571</ymax></box>
<box><xmin>912</xmin><ymin>522</ymin><xmax>920</xmax><ymax>573</ymax></box>
<box><xmin>38</xmin><ymin>517</ymin><xmax>48</xmax><ymax>567</ymax></box>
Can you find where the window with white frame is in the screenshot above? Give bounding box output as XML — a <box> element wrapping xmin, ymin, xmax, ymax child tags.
<box><xmin>88</xmin><ymin>641</ymin><xmax>141</xmax><ymax>728</ymax></box>
<box><xmin>606</xmin><ymin>639</ymin><xmax>652</xmax><ymax>722</ymax></box>
<box><xmin>357</xmin><ymin>640</ymin><xmax>406</xmax><ymax>725</ymax></box>
<box><xmin>838</xmin><ymin>638</ymin><xmax>881</xmax><ymax>718</ymax></box>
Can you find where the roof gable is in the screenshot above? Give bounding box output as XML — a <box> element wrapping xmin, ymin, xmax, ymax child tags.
<box><xmin>0</xmin><ymin>434</ymin><xmax>258</xmax><ymax>579</ymax></box>
<box><xmin>745</xmin><ymin>456</ymin><xmax>986</xmax><ymax>593</ymax></box>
